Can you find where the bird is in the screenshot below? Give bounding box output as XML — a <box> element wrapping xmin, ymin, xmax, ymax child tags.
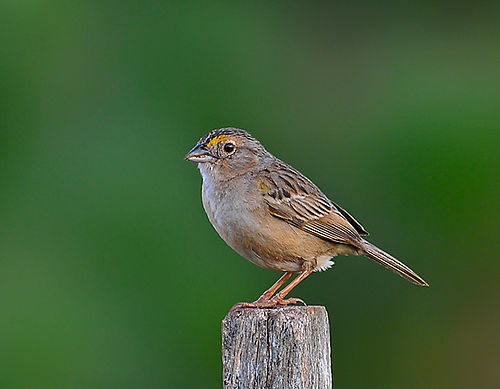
<box><xmin>185</xmin><ymin>127</ymin><xmax>428</xmax><ymax>308</ymax></box>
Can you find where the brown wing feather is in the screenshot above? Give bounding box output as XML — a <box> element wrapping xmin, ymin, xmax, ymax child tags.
<box><xmin>258</xmin><ymin>160</ymin><xmax>364</xmax><ymax>247</ymax></box>
<box><xmin>331</xmin><ymin>201</ymin><xmax>369</xmax><ymax>235</ymax></box>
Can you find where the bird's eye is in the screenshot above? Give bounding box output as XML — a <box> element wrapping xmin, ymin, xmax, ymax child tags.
<box><xmin>224</xmin><ymin>142</ymin><xmax>235</xmax><ymax>153</ymax></box>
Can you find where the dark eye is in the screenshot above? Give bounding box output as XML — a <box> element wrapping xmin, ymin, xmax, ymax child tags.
<box><xmin>223</xmin><ymin>142</ymin><xmax>235</xmax><ymax>153</ymax></box>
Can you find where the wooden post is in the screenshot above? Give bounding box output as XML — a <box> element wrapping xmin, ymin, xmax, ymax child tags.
<box><xmin>222</xmin><ymin>306</ymin><xmax>332</xmax><ymax>389</ymax></box>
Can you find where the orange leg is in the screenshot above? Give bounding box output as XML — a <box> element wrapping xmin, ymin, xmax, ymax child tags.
<box><xmin>254</xmin><ymin>272</ymin><xmax>293</xmax><ymax>302</ymax></box>
<box><xmin>268</xmin><ymin>269</ymin><xmax>313</xmax><ymax>307</ymax></box>
<box><xmin>231</xmin><ymin>272</ymin><xmax>293</xmax><ymax>310</ymax></box>
<box><xmin>231</xmin><ymin>269</ymin><xmax>313</xmax><ymax>310</ymax></box>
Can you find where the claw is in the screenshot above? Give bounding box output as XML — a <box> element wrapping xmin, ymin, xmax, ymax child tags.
<box><xmin>230</xmin><ymin>301</ymin><xmax>258</xmax><ymax>310</ymax></box>
<box><xmin>230</xmin><ymin>298</ymin><xmax>273</xmax><ymax>311</ymax></box>
<box><xmin>230</xmin><ymin>296</ymin><xmax>307</xmax><ymax>310</ymax></box>
<box><xmin>269</xmin><ymin>296</ymin><xmax>307</xmax><ymax>307</ymax></box>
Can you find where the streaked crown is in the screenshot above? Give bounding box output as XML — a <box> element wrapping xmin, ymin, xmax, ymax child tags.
<box><xmin>198</xmin><ymin>127</ymin><xmax>259</xmax><ymax>147</ymax></box>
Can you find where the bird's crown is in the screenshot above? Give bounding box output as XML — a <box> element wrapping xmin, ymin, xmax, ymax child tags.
<box><xmin>198</xmin><ymin>127</ymin><xmax>258</xmax><ymax>147</ymax></box>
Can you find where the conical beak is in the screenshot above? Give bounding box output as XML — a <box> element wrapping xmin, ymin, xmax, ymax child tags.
<box><xmin>184</xmin><ymin>144</ymin><xmax>214</xmax><ymax>163</ymax></box>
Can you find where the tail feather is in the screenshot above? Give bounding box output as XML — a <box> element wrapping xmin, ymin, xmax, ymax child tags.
<box><xmin>360</xmin><ymin>240</ymin><xmax>429</xmax><ymax>287</ymax></box>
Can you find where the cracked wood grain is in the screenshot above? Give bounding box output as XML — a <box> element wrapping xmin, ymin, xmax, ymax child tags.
<box><xmin>222</xmin><ymin>306</ymin><xmax>332</xmax><ymax>389</ymax></box>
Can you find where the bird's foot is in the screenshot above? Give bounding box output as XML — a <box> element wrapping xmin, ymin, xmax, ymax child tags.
<box><xmin>230</xmin><ymin>295</ymin><xmax>306</xmax><ymax>310</ymax></box>
<box><xmin>268</xmin><ymin>295</ymin><xmax>306</xmax><ymax>307</ymax></box>
<box><xmin>230</xmin><ymin>298</ymin><xmax>272</xmax><ymax>310</ymax></box>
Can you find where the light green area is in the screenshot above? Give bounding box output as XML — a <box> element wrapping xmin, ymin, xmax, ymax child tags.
<box><xmin>1</xmin><ymin>2</ymin><xmax>499</xmax><ymax>388</ymax></box>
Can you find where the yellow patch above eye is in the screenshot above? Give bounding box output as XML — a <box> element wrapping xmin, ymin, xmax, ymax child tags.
<box><xmin>207</xmin><ymin>135</ymin><xmax>228</xmax><ymax>146</ymax></box>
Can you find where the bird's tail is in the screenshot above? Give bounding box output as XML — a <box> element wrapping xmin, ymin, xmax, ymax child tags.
<box><xmin>359</xmin><ymin>240</ymin><xmax>429</xmax><ymax>287</ymax></box>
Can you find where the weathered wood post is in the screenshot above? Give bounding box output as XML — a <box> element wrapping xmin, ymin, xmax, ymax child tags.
<box><xmin>222</xmin><ymin>306</ymin><xmax>332</xmax><ymax>389</ymax></box>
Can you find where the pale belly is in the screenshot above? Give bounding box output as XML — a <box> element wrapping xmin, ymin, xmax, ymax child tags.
<box><xmin>201</xmin><ymin>180</ymin><xmax>353</xmax><ymax>272</ymax></box>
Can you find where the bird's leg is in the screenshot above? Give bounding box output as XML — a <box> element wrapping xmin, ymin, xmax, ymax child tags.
<box><xmin>253</xmin><ymin>272</ymin><xmax>293</xmax><ymax>303</ymax></box>
<box><xmin>231</xmin><ymin>272</ymin><xmax>293</xmax><ymax>310</ymax></box>
<box><xmin>231</xmin><ymin>269</ymin><xmax>313</xmax><ymax>310</ymax></box>
<box><xmin>267</xmin><ymin>268</ymin><xmax>313</xmax><ymax>307</ymax></box>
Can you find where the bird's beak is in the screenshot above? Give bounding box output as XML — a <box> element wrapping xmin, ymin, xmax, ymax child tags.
<box><xmin>184</xmin><ymin>143</ymin><xmax>214</xmax><ymax>163</ymax></box>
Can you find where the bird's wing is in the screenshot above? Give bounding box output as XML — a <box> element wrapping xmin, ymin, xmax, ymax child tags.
<box><xmin>257</xmin><ymin>161</ymin><xmax>367</xmax><ymax>246</ymax></box>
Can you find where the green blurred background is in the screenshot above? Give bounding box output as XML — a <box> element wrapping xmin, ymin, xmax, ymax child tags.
<box><xmin>1</xmin><ymin>1</ymin><xmax>499</xmax><ymax>388</ymax></box>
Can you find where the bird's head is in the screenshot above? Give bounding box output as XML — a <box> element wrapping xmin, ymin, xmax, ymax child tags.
<box><xmin>185</xmin><ymin>128</ymin><xmax>267</xmax><ymax>178</ymax></box>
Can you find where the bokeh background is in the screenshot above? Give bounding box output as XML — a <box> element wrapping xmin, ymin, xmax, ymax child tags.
<box><xmin>1</xmin><ymin>1</ymin><xmax>499</xmax><ymax>388</ymax></box>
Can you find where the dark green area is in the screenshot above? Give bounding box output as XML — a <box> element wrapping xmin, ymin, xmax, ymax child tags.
<box><xmin>1</xmin><ymin>2</ymin><xmax>498</xmax><ymax>388</ymax></box>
